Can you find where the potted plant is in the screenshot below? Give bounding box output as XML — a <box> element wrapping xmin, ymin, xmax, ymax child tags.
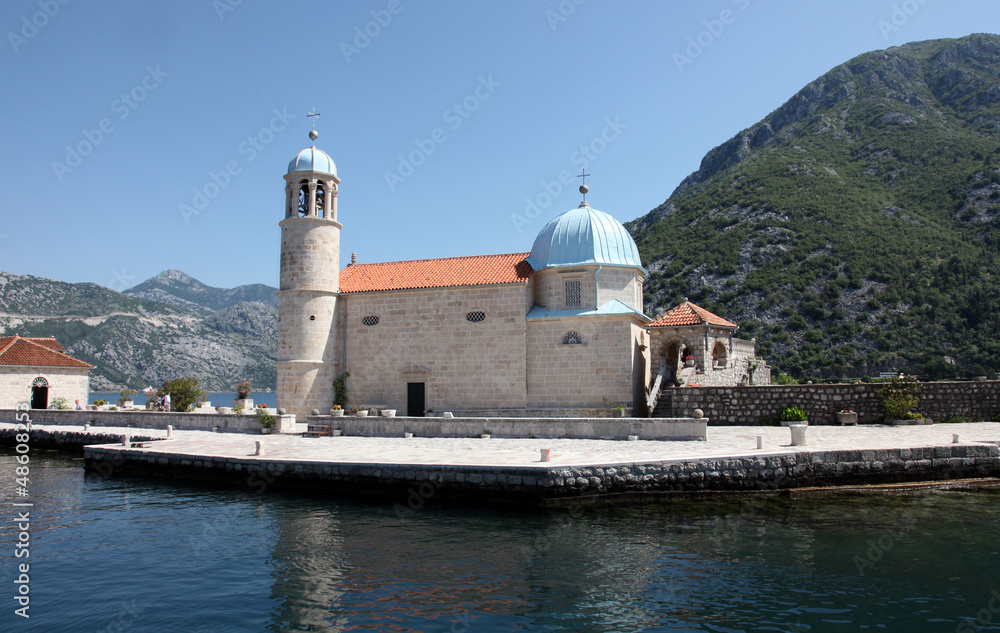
<box><xmin>780</xmin><ymin>405</ymin><xmax>808</xmax><ymax>426</ymax></box>
<box><xmin>329</xmin><ymin>404</ymin><xmax>344</xmax><ymax>416</ymax></box>
<box><xmin>350</xmin><ymin>404</ymin><xmax>369</xmax><ymax>417</ymax></box>
<box><xmin>234</xmin><ymin>381</ymin><xmax>254</xmax><ymax>410</ymax></box>
<box><xmin>256</xmin><ymin>407</ymin><xmax>276</xmax><ymax>434</ymax></box>
<box><xmin>143</xmin><ymin>387</ymin><xmax>162</xmax><ymax>410</ymax></box>
<box><xmin>118</xmin><ymin>388</ymin><xmax>137</xmax><ymax>408</ymax></box>
<box><xmin>836</xmin><ymin>409</ymin><xmax>858</xmax><ymax>425</ymax></box>
<box><xmin>684</xmin><ymin>354</ymin><xmax>695</xmax><ymax>368</ymax></box>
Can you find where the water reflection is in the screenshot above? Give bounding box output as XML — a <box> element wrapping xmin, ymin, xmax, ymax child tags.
<box><xmin>2</xmin><ymin>449</ymin><xmax>999</xmax><ymax>633</ymax></box>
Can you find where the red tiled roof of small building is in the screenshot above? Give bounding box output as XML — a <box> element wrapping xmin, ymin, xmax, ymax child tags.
<box><xmin>0</xmin><ymin>336</ymin><xmax>94</xmax><ymax>368</ymax></box>
<box><xmin>339</xmin><ymin>252</ymin><xmax>532</xmax><ymax>293</ymax></box>
<box><xmin>647</xmin><ymin>301</ymin><xmax>738</xmax><ymax>328</ymax></box>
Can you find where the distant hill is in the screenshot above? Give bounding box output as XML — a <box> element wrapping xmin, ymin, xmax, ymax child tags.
<box><xmin>628</xmin><ymin>33</ymin><xmax>1000</xmax><ymax>380</ymax></box>
<box><xmin>0</xmin><ymin>270</ymin><xmax>277</xmax><ymax>391</ymax></box>
<box><xmin>124</xmin><ymin>269</ymin><xmax>278</xmax><ymax>313</ymax></box>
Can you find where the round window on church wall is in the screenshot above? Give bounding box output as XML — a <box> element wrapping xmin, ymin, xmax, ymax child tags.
<box><xmin>466</xmin><ymin>310</ymin><xmax>486</xmax><ymax>323</ymax></box>
<box><xmin>362</xmin><ymin>315</ymin><xmax>379</xmax><ymax>327</ymax></box>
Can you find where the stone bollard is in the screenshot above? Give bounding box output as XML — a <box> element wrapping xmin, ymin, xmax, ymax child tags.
<box><xmin>121</xmin><ymin>434</ymin><xmax>129</xmax><ymax>447</ymax></box>
<box><xmin>254</xmin><ymin>441</ymin><xmax>263</xmax><ymax>456</ymax></box>
<box><xmin>756</xmin><ymin>435</ymin><xmax>763</xmax><ymax>450</ymax></box>
<box><xmin>693</xmin><ymin>408</ymin><xmax>704</xmax><ymax>419</ymax></box>
<box><xmin>790</xmin><ymin>425</ymin><xmax>808</xmax><ymax>446</ymax></box>
<box><xmin>166</xmin><ymin>425</ymin><xmax>173</xmax><ymax>438</ymax></box>
<box><xmin>540</xmin><ymin>448</ymin><xmax>551</xmax><ymax>462</ymax></box>
<box><xmin>953</xmin><ymin>434</ymin><xmax>960</xmax><ymax>444</ymax></box>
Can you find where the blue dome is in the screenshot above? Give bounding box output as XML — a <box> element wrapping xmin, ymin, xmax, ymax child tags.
<box><xmin>287</xmin><ymin>146</ymin><xmax>337</xmax><ymax>176</ymax></box>
<box><xmin>527</xmin><ymin>204</ymin><xmax>645</xmax><ymax>271</ymax></box>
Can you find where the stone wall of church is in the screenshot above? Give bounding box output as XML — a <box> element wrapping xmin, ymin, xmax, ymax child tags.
<box><xmin>0</xmin><ymin>367</ymin><xmax>89</xmax><ymax>409</ymax></box>
<box><xmin>526</xmin><ymin>316</ymin><xmax>642</xmax><ymax>411</ymax></box>
<box><xmin>595</xmin><ymin>266</ymin><xmax>643</xmax><ymax>311</ymax></box>
<box><xmin>532</xmin><ymin>268</ymin><xmax>598</xmax><ymax>310</ymax></box>
<box><xmin>531</xmin><ymin>266</ymin><xmax>643</xmax><ymax>312</ymax></box>
<box><xmin>342</xmin><ymin>284</ymin><xmax>529</xmax><ymax>413</ymax></box>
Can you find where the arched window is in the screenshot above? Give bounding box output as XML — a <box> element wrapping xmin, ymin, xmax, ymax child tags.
<box><xmin>315</xmin><ymin>183</ymin><xmax>325</xmax><ymax>219</ymax></box>
<box><xmin>562</xmin><ymin>330</ymin><xmax>583</xmax><ymax>345</ymax></box>
<box><xmin>713</xmin><ymin>342</ymin><xmax>728</xmax><ymax>368</ymax></box>
<box><xmin>297</xmin><ymin>181</ymin><xmax>309</xmax><ymax>217</ymax></box>
<box><xmin>31</xmin><ymin>377</ymin><xmax>49</xmax><ymax>388</ymax></box>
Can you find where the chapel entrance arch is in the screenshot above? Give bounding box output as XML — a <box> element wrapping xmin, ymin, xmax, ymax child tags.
<box><xmin>30</xmin><ymin>377</ymin><xmax>49</xmax><ymax>409</ymax></box>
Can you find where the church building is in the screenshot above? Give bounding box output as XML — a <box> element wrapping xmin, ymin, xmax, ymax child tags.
<box><xmin>276</xmin><ymin>129</ymin><xmax>767</xmax><ymax>420</ymax></box>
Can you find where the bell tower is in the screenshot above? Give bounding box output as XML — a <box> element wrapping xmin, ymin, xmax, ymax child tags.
<box><xmin>277</xmin><ymin>115</ymin><xmax>341</xmax><ymax>421</ymax></box>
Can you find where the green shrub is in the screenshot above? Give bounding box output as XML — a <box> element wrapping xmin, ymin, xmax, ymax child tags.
<box><xmin>162</xmin><ymin>377</ymin><xmax>207</xmax><ymax>413</ymax></box>
<box><xmin>780</xmin><ymin>406</ymin><xmax>808</xmax><ymax>422</ymax></box>
<box><xmin>256</xmin><ymin>407</ymin><xmax>276</xmax><ymax>428</ymax></box>
<box><xmin>877</xmin><ymin>375</ymin><xmax>920</xmax><ymax>420</ymax></box>
<box><xmin>774</xmin><ymin>372</ymin><xmax>796</xmax><ymax>385</ymax></box>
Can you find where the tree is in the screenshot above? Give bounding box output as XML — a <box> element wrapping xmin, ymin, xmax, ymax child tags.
<box><xmin>163</xmin><ymin>377</ymin><xmax>207</xmax><ymax>413</ymax></box>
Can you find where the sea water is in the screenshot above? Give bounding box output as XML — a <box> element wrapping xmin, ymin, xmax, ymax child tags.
<box><xmin>1</xmin><ymin>450</ymin><xmax>998</xmax><ymax>632</ymax></box>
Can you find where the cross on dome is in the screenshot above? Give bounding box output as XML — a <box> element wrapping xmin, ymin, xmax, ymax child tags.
<box><xmin>578</xmin><ymin>168</ymin><xmax>591</xmax><ymax>206</ymax></box>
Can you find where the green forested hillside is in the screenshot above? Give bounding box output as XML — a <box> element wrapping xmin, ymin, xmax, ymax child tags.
<box><xmin>628</xmin><ymin>34</ymin><xmax>1000</xmax><ymax>380</ymax></box>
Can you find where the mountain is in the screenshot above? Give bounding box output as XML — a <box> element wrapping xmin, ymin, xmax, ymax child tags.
<box><xmin>0</xmin><ymin>271</ymin><xmax>278</xmax><ymax>391</ymax></box>
<box><xmin>124</xmin><ymin>269</ymin><xmax>277</xmax><ymax>313</ymax></box>
<box><xmin>628</xmin><ymin>33</ymin><xmax>1000</xmax><ymax>380</ymax></box>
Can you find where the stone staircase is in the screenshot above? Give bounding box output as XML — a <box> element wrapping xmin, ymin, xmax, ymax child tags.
<box><xmin>651</xmin><ymin>389</ymin><xmax>673</xmax><ymax>418</ymax></box>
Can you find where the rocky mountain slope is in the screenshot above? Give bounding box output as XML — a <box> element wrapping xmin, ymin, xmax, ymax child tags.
<box><xmin>0</xmin><ymin>271</ymin><xmax>277</xmax><ymax>391</ymax></box>
<box><xmin>628</xmin><ymin>33</ymin><xmax>1000</xmax><ymax>380</ymax></box>
<box><xmin>124</xmin><ymin>269</ymin><xmax>277</xmax><ymax>313</ymax></box>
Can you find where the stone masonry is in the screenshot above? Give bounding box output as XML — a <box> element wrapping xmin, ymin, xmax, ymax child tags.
<box><xmin>668</xmin><ymin>381</ymin><xmax>1000</xmax><ymax>424</ymax></box>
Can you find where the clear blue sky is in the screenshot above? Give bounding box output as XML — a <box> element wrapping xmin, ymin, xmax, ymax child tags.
<box><xmin>2</xmin><ymin>0</ymin><xmax>996</xmax><ymax>290</ymax></box>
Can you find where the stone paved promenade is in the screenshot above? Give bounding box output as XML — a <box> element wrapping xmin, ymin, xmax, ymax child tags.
<box><xmin>6</xmin><ymin>421</ymin><xmax>999</xmax><ymax>467</ymax></box>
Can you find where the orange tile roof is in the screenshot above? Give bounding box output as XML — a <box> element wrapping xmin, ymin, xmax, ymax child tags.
<box><xmin>648</xmin><ymin>301</ymin><xmax>738</xmax><ymax>328</ymax></box>
<box><xmin>22</xmin><ymin>337</ymin><xmax>66</xmax><ymax>351</ymax></box>
<box><xmin>339</xmin><ymin>252</ymin><xmax>532</xmax><ymax>293</ymax></box>
<box><xmin>0</xmin><ymin>336</ymin><xmax>94</xmax><ymax>369</ymax></box>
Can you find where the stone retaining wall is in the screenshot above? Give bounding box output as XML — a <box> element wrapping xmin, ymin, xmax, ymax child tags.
<box><xmin>310</xmin><ymin>415</ymin><xmax>707</xmax><ymax>441</ymax></box>
<box><xmin>667</xmin><ymin>381</ymin><xmax>1000</xmax><ymax>425</ymax></box>
<box><xmin>79</xmin><ymin>443</ymin><xmax>1000</xmax><ymax>505</ymax></box>
<box><xmin>0</xmin><ymin>409</ymin><xmax>297</xmax><ymax>433</ymax></box>
<box><xmin>0</xmin><ymin>427</ymin><xmax>162</xmax><ymax>451</ymax></box>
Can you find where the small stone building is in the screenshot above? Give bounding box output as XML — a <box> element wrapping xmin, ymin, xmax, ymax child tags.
<box><xmin>648</xmin><ymin>302</ymin><xmax>769</xmax><ymax>388</ymax></box>
<box><xmin>0</xmin><ymin>336</ymin><xmax>93</xmax><ymax>409</ymax></box>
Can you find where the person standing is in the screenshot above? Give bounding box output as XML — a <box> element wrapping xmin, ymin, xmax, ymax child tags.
<box><xmin>161</xmin><ymin>392</ymin><xmax>171</xmax><ymax>412</ymax></box>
